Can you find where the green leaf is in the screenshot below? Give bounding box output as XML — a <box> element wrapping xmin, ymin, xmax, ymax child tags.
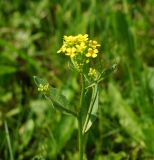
<box><xmin>0</xmin><ymin>65</ymin><xmax>16</xmax><ymax>75</ymax></box>
<box><xmin>108</xmin><ymin>83</ymin><xmax>145</xmax><ymax>147</ymax></box>
<box><xmin>33</xmin><ymin>76</ymin><xmax>77</xmax><ymax>117</ymax></box>
<box><xmin>81</xmin><ymin>87</ymin><xmax>92</xmax><ymax>123</ymax></box>
<box><xmin>82</xmin><ymin>84</ymin><xmax>99</xmax><ymax>134</ymax></box>
<box><xmin>113</xmin><ymin>11</ymin><xmax>135</xmax><ymax>58</ymax></box>
<box><xmin>19</xmin><ymin>119</ymin><xmax>34</xmax><ymax>148</ymax></box>
<box><xmin>53</xmin><ymin>116</ymin><xmax>75</xmax><ymax>156</ymax></box>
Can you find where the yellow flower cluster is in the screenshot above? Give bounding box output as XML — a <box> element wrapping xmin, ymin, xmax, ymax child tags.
<box><xmin>57</xmin><ymin>34</ymin><xmax>100</xmax><ymax>58</ymax></box>
<box><xmin>38</xmin><ymin>83</ymin><xmax>49</xmax><ymax>92</ymax></box>
<box><xmin>88</xmin><ymin>68</ymin><xmax>97</xmax><ymax>77</ymax></box>
<box><xmin>58</xmin><ymin>34</ymin><xmax>101</xmax><ymax>79</ymax></box>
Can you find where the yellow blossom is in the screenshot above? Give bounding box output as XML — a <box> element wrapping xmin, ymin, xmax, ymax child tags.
<box><xmin>57</xmin><ymin>34</ymin><xmax>101</xmax><ymax>72</ymax></box>
<box><xmin>76</xmin><ymin>34</ymin><xmax>88</xmax><ymax>42</ymax></box>
<box><xmin>88</xmin><ymin>68</ymin><xmax>97</xmax><ymax>77</ymax></box>
<box><xmin>57</xmin><ymin>44</ymin><xmax>67</xmax><ymax>53</ymax></box>
<box><xmin>58</xmin><ymin>34</ymin><xmax>89</xmax><ymax>57</ymax></box>
<box><xmin>76</xmin><ymin>42</ymin><xmax>86</xmax><ymax>53</ymax></box>
<box><xmin>38</xmin><ymin>83</ymin><xmax>49</xmax><ymax>92</ymax></box>
<box><xmin>86</xmin><ymin>48</ymin><xmax>98</xmax><ymax>58</ymax></box>
<box><xmin>66</xmin><ymin>47</ymin><xmax>76</xmax><ymax>57</ymax></box>
<box><xmin>86</xmin><ymin>59</ymin><xmax>89</xmax><ymax>63</ymax></box>
<box><xmin>89</xmin><ymin>40</ymin><xmax>101</xmax><ymax>49</ymax></box>
<box><xmin>64</xmin><ymin>35</ymin><xmax>75</xmax><ymax>43</ymax></box>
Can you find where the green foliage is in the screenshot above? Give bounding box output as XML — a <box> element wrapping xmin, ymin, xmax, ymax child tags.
<box><xmin>0</xmin><ymin>65</ymin><xmax>17</xmax><ymax>76</ymax></box>
<box><xmin>34</xmin><ymin>76</ymin><xmax>77</xmax><ymax>117</ymax></box>
<box><xmin>108</xmin><ymin>83</ymin><xmax>145</xmax><ymax>146</ymax></box>
<box><xmin>0</xmin><ymin>0</ymin><xmax>154</xmax><ymax>159</ymax></box>
<box><xmin>82</xmin><ymin>84</ymin><xmax>99</xmax><ymax>134</ymax></box>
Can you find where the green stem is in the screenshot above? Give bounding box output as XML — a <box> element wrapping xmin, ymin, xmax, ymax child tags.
<box><xmin>48</xmin><ymin>97</ymin><xmax>77</xmax><ymax>117</ymax></box>
<box><xmin>4</xmin><ymin>120</ymin><xmax>14</xmax><ymax>160</ymax></box>
<box><xmin>78</xmin><ymin>74</ymin><xmax>85</xmax><ymax>160</ymax></box>
<box><xmin>78</xmin><ymin>117</ymin><xmax>83</xmax><ymax>160</ymax></box>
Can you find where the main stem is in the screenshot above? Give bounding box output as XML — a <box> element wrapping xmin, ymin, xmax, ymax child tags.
<box><xmin>78</xmin><ymin>117</ymin><xmax>83</xmax><ymax>160</ymax></box>
<box><xmin>78</xmin><ymin>74</ymin><xmax>85</xmax><ymax>160</ymax></box>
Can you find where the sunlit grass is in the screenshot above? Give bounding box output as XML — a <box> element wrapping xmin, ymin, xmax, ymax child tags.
<box><xmin>0</xmin><ymin>0</ymin><xmax>154</xmax><ymax>159</ymax></box>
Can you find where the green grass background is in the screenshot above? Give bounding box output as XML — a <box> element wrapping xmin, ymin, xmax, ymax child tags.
<box><xmin>0</xmin><ymin>0</ymin><xmax>154</xmax><ymax>159</ymax></box>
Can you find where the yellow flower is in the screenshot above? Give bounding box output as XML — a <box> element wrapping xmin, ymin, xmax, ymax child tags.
<box><xmin>86</xmin><ymin>59</ymin><xmax>89</xmax><ymax>63</ymax></box>
<box><xmin>86</xmin><ymin>48</ymin><xmax>98</xmax><ymax>58</ymax></box>
<box><xmin>76</xmin><ymin>42</ymin><xmax>86</xmax><ymax>53</ymax></box>
<box><xmin>57</xmin><ymin>34</ymin><xmax>101</xmax><ymax>73</ymax></box>
<box><xmin>66</xmin><ymin>47</ymin><xmax>76</xmax><ymax>57</ymax></box>
<box><xmin>64</xmin><ymin>35</ymin><xmax>75</xmax><ymax>42</ymax></box>
<box><xmin>76</xmin><ymin>34</ymin><xmax>88</xmax><ymax>42</ymax></box>
<box><xmin>38</xmin><ymin>83</ymin><xmax>49</xmax><ymax>92</ymax></box>
<box><xmin>57</xmin><ymin>44</ymin><xmax>67</xmax><ymax>53</ymax></box>
<box><xmin>88</xmin><ymin>68</ymin><xmax>97</xmax><ymax>77</ymax></box>
<box><xmin>89</xmin><ymin>40</ymin><xmax>101</xmax><ymax>49</ymax></box>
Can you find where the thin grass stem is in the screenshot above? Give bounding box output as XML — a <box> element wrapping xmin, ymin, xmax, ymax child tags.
<box><xmin>4</xmin><ymin>120</ymin><xmax>14</xmax><ymax>160</ymax></box>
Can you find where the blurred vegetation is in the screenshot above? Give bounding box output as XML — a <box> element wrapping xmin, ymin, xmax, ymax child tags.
<box><xmin>0</xmin><ymin>0</ymin><xmax>154</xmax><ymax>159</ymax></box>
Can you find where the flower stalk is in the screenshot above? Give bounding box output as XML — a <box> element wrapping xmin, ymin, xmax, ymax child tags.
<box><xmin>78</xmin><ymin>74</ymin><xmax>85</xmax><ymax>160</ymax></box>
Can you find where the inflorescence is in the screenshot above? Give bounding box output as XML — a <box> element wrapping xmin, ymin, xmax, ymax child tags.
<box><xmin>38</xmin><ymin>83</ymin><xmax>49</xmax><ymax>92</ymax></box>
<box><xmin>57</xmin><ymin>34</ymin><xmax>101</xmax><ymax>79</ymax></box>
